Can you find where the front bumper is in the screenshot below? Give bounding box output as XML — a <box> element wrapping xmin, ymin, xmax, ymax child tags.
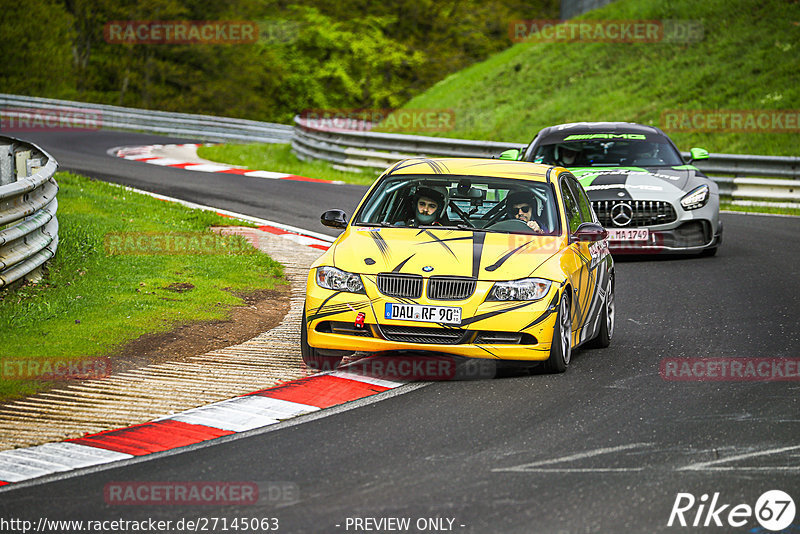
<box><xmin>608</xmin><ymin>219</ymin><xmax>722</xmax><ymax>254</ymax></box>
<box><xmin>305</xmin><ymin>276</ymin><xmax>562</xmax><ymax>361</ymax></box>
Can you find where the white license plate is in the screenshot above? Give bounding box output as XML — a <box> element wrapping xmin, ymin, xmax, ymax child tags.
<box><xmin>384</xmin><ymin>303</ymin><xmax>462</xmax><ymax>325</ymax></box>
<box><xmin>607</xmin><ymin>228</ymin><xmax>650</xmax><ymax>241</ymax></box>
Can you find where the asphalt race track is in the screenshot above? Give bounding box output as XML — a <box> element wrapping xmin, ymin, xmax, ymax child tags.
<box><xmin>1</xmin><ymin>131</ymin><xmax>798</xmax><ymax>533</ymax></box>
<box><xmin>9</xmin><ymin>130</ymin><xmax>367</xmax><ymax>236</ymax></box>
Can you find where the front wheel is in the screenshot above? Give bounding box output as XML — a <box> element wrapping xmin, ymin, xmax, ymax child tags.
<box><xmin>543</xmin><ymin>292</ymin><xmax>572</xmax><ymax>374</ymax></box>
<box><xmin>301</xmin><ymin>309</ymin><xmax>342</xmax><ymax>371</ymax></box>
<box><xmin>587</xmin><ymin>276</ymin><xmax>614</xmax><ymax>349</ymax></box>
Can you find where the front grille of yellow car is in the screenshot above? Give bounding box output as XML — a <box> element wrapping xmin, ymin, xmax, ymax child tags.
<box><xmin>592</xmin><ymin>200</ymin><xmax>677</xmax><ymax>227</ymax></box>
<box><xmin>375</xmin><ymin>325</ymin><xmax>537</xmax><ymax>345</ymax></box>
<box><xmin>327</xmin><ymin>322</ymin><xmax>374</xmax><ymax>337</ymax></box>
<box><xmin>427</xmin><ymin>276</ymin><xmax>477</xmax><ymax>301</ymax></box>
<box><xmin>379</xmin><ymin>325</ymin><xmax>469</xmax><ymax>344</ymax></box>
<box><xmin>377</xmin><ymin>273</ymin><xmax>423</xmax><ymax>298</ymax></box>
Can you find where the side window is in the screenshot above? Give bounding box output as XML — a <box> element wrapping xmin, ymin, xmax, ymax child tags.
<box><xmin>569</xmin><ymin>177</ymin><xmax>595</xmax><ymax>223</ymax></box>
<box><xmin>560</xmin><ymin>177</ymin><xmax>582</xmax><ymax>233</ymax></box>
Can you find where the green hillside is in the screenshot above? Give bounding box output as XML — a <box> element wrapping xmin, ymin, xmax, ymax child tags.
<box><xmin>396</xmin><ymin>0</ymin><xmax>799</xmax><ymax>156</ymax></box>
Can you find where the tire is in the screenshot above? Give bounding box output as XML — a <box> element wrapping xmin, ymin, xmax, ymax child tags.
<box><xmin>700</xmin><ymin>246</ymin><xmax>718</xmax><ymax>257</ymax></box>
<box><xmin>587</xmin><ymin>276</ymin><xmax>614</xmax><ymax>349</ymax></box>
<box><xmin>301</xmin><ymin>309</ymin><xmax>342</xmax><ymax>371</ymax></box>
<box><xmin>543</xmin><ymin>291</ymin><xmax>572</xmax><ymax>374</ymax></box>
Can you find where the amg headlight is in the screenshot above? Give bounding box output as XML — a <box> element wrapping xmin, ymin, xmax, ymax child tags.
<box><xmin>488</xmin><ymin>278</ymin><xmax>551</xmax><ymax>301</ymax></box>
<box><xmin>316</xmin><ymin>266</ymin><xmax>365</xmax><ymax>294</ymax></box>
<box><xmin>681</xmin><ymin>184</ymin><xmax>709</xmax><ymax>210</ymax></box>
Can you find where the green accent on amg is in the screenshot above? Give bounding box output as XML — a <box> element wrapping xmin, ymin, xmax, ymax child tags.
<box><xmin>568</xmin><ymin>166</ymin><xmax>648</xmax><ymax>187</ymax></box>
<box><xmin>563</xmin><ymin>134</ymin><xmax>647</xmax><ymax>141</ymax></box>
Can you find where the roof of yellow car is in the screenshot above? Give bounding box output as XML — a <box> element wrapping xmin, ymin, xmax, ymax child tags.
<box><xmin>383</xmin><ymin>158</ymin><xmax>557</xmax><ymax>181</ymax></box>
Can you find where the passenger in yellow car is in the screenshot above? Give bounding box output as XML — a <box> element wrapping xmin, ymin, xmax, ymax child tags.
<box><xmin>506</xmin><ymin>191</ymin><xmax>546</xmax><ymax>233</ymax></box>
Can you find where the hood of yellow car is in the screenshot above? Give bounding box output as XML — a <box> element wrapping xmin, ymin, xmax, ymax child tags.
<box><xmin>331</xmin><ymin>227</ymin><xmax>563</xmax><ymax>281</ymax></box>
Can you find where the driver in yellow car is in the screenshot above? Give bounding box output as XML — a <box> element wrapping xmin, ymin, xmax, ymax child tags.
<box><xmin>507</xmin><ymin>191</ymin><xmax>545</xmax><ymax>233</ymax></box>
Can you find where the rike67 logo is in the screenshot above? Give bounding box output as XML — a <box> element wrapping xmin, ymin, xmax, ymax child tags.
<box><xmin>668</xmin><ymin>490</ymin><xmax>796</xmax><ymax>531</ymax></box>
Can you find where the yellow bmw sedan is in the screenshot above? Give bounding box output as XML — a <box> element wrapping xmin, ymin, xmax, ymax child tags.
<box><xmin>302</xmin><ymin>158</ymin><xmax>614</xmax><ymax>374</ymax></box>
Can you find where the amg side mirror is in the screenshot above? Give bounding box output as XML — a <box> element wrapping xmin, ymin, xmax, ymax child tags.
<box><xmin>320</xmin><ymin>209</ymin><xmax>348</xmax><ymax>229</ymax></box>
<box><xmin>688</xmin><ymin>147</ymin><xmax>709</xmax><ymax>163</ymax></box>
<box><xmin>571</xmin><ymin>222</ymin><xmax>608</xmax><ymax>243</ymax></box>
<box><xmin>498</xmin><ymin>149</ymin><xmax>521</xmax><ymax>161</ymax></box>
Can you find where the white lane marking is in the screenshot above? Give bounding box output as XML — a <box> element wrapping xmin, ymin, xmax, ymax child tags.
<box><xmin>492</xmin><ymin>442</ymin><xmax>654</xmax><ymax>473</ymax></box>
<box><xmin>679</xmin><ymin>444</ymin><xmax>800</xmax><ymax>472</ymax></box>
<box><xmin>140</xmin><ymin>157</ymin><xmax>186</xmax><ymax>166</ymax></box>
<box><xmin>0</xmin><ymin>459</ymin><xmax>53</xmax><ymax>482</ymax></box>
<box><xmin>0</xmin><ymin>441</ymin><xmax>132</xmax><ymax>482</ymax></box>
<box><xmin>280</xmin><ymin>233</ymin><xmax>332</xmax><ymax>247</ymax></box>
<box><xmin>163</xmin><ymin>396</ymin><xmax>320</xmax><ymax>432</ymax></box>
<box><xmin>29</xmin><ymin>443</ymin><xmax>134</xmax><ymax>464</ymax></box>
<box><xmin>182</xmin><ymin>163</ymin><xmax>236</xmax><ymax>172</ymax></box>
<box><xmin>328</xmin><ymin>370</ymin><xmax>406</xmax><ymax>389</ymax></box>
<box><xmin>244</xmin><ymin>170</ymin><xmax>292</xmax><ymax>179</ymax></box>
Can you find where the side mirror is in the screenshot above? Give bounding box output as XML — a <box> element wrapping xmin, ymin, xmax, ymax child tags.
<box><xmin>498</xmin><ymin>149</ymin><xmax>521</xmax><ymax>161</ymax></box>
<box><xmin>571</xmin><ymin>222</ymin><xmax>607</xmax><ymax>243</ymax></box>
<box><xmin>320</xmin><ymin>209</ymin><xmax>348</xmax><ymax>229</ymax></box>
<box><xmin>688</xmin><ymin>147</ymin><xmax>709</xmax><ymax>163</ymax></box>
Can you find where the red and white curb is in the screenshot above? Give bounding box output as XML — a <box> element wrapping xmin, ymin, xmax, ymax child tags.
<box><xmin>0</xmin><ymin>370</ymin><xmax>405</xmax><ymax>487</ymax></box>
<box><xmin>0</xmin><ymin>164</ymin><xmax>359</xmax><ymax>488</ymax></box>
<box><xmin>114</xmin><ymin>144</ymin><xmax>341</xmax><ymax>184</ymax></box>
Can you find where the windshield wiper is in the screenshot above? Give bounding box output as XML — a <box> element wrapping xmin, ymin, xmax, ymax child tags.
<box><xmin>421</xmin><ymin>224</ymin><xmax>494</xmax><ymax>232</ymax></box>
<box><xmin>357</xmin><ymin>222</ymin><xmax>393</xmax><ymax>227</ymax></box>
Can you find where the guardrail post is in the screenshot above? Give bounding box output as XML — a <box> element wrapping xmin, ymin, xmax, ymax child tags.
<box><xmin>0</xmin><ymin>144</ymin><xmax>13</xmax><ymax>185</ymax></box>
<box><xmin>15</xmin><ymin>149</ymin><xmax>31</xmax><ymax>179</ymax></box>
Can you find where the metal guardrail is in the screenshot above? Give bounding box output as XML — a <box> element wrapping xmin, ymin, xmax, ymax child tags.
<box><xmin>0</xmin><ymin>136</ymin><xmax>59</xmax><ymax>289</ymax></box>
<box><xmin>0</xmin><ymin>94</ymin><xmax>293</xmax><ymax>144</ymax></box>
<box><xmin>0</xmin><ymin>95</ymin><xmax>795</xmax><ymax>204</ymax></box>
<box><xmin>292</xmin><ymin>116</ymin><xmax>800</xmax><ymax>203</ymax></box>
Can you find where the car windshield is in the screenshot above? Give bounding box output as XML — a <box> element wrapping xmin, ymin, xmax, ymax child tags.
<box><xmin>354</xmin><ymin>174</ymin><xmax>562</xmax><ymax>235</ymax></box>
<box><xmin>532</xmin><ymin>139</ymin><xmax>684</xmax><ymax>167</ymax></box>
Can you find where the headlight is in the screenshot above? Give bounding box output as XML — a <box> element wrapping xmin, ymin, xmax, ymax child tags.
<box><xmin>316</xmin><ymin>266</ymin><xmax>365</xmax><ymax>294</ymax></box>
<box><xmin>680</xmin><ymin>184</ymin><xmax>709</xmax><ymax>210</ymax></box>
<box><xmin>487</xmin><ymin>278</ymin><xmax>552</xmax><ymax>301</ymax></box>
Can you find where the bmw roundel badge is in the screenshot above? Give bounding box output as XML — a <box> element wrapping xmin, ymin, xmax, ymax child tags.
<box><xmin>422</xmin><ymin>266</ymin><xmax>434</xmax><ymax>272</ymax></box>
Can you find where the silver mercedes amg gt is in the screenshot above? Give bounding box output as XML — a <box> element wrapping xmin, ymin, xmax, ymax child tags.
<box><xmin>501</xmin><ymin>122</ymin><xmax>722</xmax><ymax>255</ymax></box>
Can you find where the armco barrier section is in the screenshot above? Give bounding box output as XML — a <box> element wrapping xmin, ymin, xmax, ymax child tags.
<box><xmin>292</xmin><ymin>116</ymin><xmax>800</xmax><ymax>203</ymax></box>
<box><xmin>0</xmin><ymin>94</ymin><xmax>292</xmax><ymax>144</ymax></box>
<box><xmin>0</xmin><ymin>136</ymin><xmax>59</xmax><ymax>288</ymax></box>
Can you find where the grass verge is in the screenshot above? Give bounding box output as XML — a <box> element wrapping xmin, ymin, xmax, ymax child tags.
<box><xmin>0</xmin><ymin>172</ymin><xmax>285</xmax><ymax>401</ymax></box>
<box><xmin>393</xmin><ymin>0</ymin><xmax>799</xmax><ymax>157</ymax></box>
<box><xmin>197</xmin><ymin>142</ymin><xmax>380</xmax><ymax>186</ymax></box>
